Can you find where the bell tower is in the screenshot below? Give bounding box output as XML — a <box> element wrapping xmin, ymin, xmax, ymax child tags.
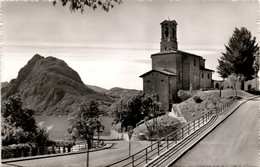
<box><xmin>160</xmin><ymin>20</ymin><xmax>178</xmax><ymax>52</ymax></box>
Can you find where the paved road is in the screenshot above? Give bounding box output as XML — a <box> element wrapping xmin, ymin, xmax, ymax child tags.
<box><xmin>3</xmin><ymin>140</ymin><xmax>150</xmax><ymax>167</ymax></box>
<box><xmin>173</xmin><ymin>97</ymin><xmax>260</xmax><ymax>167</ymax></box>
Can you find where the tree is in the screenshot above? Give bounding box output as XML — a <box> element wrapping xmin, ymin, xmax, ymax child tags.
<box><xmin>114</xmin><ymin>94</ymin><xmax>144</xmax><ymax>130</ymax></box>
<box><xmin>1</xmin><ymin>121</ymin><xmax>30</xmax><ymax>146</ymax></box>
<box><xmin>217</xmin><ymin>27</ymin><xmax>259</xmax><ymax>89</ymax></box>
<box><xmin>2</xmin><ymin>95</ymin><xmax>36</xmax><ymax>135</ymax></box>
<box><xmin>53</xmin><ymin>0</ymin><xmax>122</xmax><ymax>13</ymax></box>
<box><xmin>1</xmin><ymin>95</ymin><xmax>52</xmax><ymax>147</ymax></box>
<box><xmin>68</xmin><ymin>100</ymin><xmax>104</xmax><ymax>149</ymax></box>
<box><xmin>113</xmin><ymin>93</ymin><xmax>161</xmax><ymax>132</ymax></box>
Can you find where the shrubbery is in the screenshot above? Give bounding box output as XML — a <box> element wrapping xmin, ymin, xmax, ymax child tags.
<box><xmin>112</xmin><ymin>93</ymin><xmax>161</xmax><ymax>132</ymax></box>
<box><xmin>1</xmin><ymin>95</ymin><xmax>54</xmax><ymax>158</ymax></box>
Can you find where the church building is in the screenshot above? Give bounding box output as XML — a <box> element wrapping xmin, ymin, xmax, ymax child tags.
<box><xmin>140</xmin><ymin>20</ymin><xmax>214</xmax><ymax>111</ymax></box>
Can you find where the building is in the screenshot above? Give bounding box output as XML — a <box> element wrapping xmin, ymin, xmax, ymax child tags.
<box><xmin>140</xmin><ymin>20</ymin><xmax>214</xmax><ymax>111</ymax></box>
<box><xmin>218</xmin><ymin>77</ymin><xmax>260</xmax><ymax>91</ymax></box>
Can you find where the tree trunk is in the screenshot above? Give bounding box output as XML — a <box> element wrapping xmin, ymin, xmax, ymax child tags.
<box><xmin>87</xmin><ymin>138</ymin><xmax>92</xmax><ymax>149</ymax></box>
<box><xmin>241</xmin><ymin>80</ymin><xmax>245</xmax><ymax>90</ymax></box>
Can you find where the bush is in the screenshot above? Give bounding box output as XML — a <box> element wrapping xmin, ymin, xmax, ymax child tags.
<box><xmin>177</xmin><ymin>90</ymin><xmax>193</xmax><ymax>101</ymax></box>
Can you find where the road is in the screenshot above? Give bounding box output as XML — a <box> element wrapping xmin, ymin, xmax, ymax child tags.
<box><xmin>173</xmin><ymin>97</ymin><xmax>260</xmax><ymax>166</ymax></box>
<box><xmin>3</xmin><ymin>140</ymin><xmax>150</xmax><ymax>167</ymax></box>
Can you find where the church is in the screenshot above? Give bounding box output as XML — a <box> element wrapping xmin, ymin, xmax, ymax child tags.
<box><xmin>140</xmin><ymin>20</ymin><xmax>214</xmax><ymax>111</ymax></box>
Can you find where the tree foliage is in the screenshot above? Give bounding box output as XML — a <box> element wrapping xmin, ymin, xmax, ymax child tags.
<box><xmin>53</xmin><ymin>0</ymin><xmax>122</xmax><ymax>13</ymax></box>
<box><xmin>217</xmin><ymin>27</ymin><xmax>259</xmax><ymax>81</ymax></box>
<box><xmin>68</xmin><ymin>100</ymin><xmax>103</xmax><ymax>148</ymax></box>
<box><xmin>1</xmin><ymin>95</ymin><xmax>52</xmax><ymax>147</ymax></box>
<box><xmin>2</xmin><ymin>95</ymin><xmax>36</xmax><ymax>134</ymax></box>
<box><xmin>113</xmin><ymin>93</ymin><xmax>161</xmax><ymax>131</ymax></box>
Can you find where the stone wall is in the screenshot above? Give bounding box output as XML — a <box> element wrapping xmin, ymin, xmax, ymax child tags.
<box><xmin>142</xmin><ymin>71</ymin><xmax>171</xmax><ymax>111</ymax></box>
<box><xmin>200</xmin><ymin>70</ymin><xmax>212</xmax><ymax>88</ymax></box>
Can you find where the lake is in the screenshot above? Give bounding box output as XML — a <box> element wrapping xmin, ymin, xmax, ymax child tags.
<box><xmin>34</xmin><ymin>116</ymin><xmax>113</xmax><ymax>141</ymax></box>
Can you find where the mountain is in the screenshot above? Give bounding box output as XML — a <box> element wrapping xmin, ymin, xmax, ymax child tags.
<box><xmin>1</xmin><ymin>54</ymin><xmax>113</xmax><ymax>115</ymax></box>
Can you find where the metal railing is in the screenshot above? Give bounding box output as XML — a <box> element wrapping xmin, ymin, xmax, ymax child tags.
<box><xmin>1</xmin><ymin>140</ymin><xmax>100</xmax><ymax>159</ymax></box>
<box><xmin>106</xmin><ymin>99</ymin><xmax>235</xmax><ymax>167</ymax></box>
<box><xmin>1</xmin><ymin>145</ymin><xmax>72</xmax><ymax>159</ymax></box>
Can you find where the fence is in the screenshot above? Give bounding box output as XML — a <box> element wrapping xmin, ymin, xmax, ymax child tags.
<box><xmin>1</xmin><ymin>140</ymin><xmax>102</xmax><ymax>159</ymax></box>
<box><xmin>106</xmin><ymin>99</ymin><xmax>235</xmax><ymax>167</ymax></box>
<box><xmin>1</xmin><ymin>145</ymin><xmax>72</xmax><ymax>159</ymax></box>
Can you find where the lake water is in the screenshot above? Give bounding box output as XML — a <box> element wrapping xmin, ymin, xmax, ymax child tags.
<box><xmin>34</xmin><ymin>116</ymin><xmax>113</xmax><ymax>141</ymax></box>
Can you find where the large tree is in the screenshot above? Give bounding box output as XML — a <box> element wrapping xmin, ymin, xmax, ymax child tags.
<box><xmin>113</xmin><ymin>93</ymin><xmax>161</xmax><ymax>131</ymax></box>
<box><xmin>217</xmin><ymin>27</ymin><xmax>259</xmax><ymax>87</ymax></box>
<box><xmin>53</xmin><ymin>0</ymin><xmax>122</xmax><ymax>12</ymax></box>
<box><xmin>1</xmin><ymin>95</ymin><xmax>52</xmax><ymax>147</ymax></box>
<box><xmin>68</xmin><ymin>100</ymin><xmax>104</xmax><ymax>149</ymax></box>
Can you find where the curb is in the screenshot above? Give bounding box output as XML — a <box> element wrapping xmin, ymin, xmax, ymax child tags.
<box><xmin>2</xmin><ymin>143</ymin><xmax>115</xmax><ymax>164</ymax></box>
<box><xmin>165</xmin><ymin>95</ymin><xmax>259</xmax><ymax>166</ymax></box>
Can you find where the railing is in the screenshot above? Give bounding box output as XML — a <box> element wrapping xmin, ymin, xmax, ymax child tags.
<box><xmin>1</xmin><ymin>145</ymin><xmax>73</xmax><ymax>159</ymax></box>
<box><xmin>106</xmin><ymin>99</ymin><xmax>235</xmax><ymax>167</ymax></box>
<box><xmin>1</xmin><ymin>140</ymin><xmax>101</xmax><ymax>159</ymax></box>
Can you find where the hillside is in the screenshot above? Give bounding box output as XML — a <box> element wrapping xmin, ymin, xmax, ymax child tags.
<box><xmin>87</xmin><ymin>84</ymin><xmax>108</xmax><ymax>93</ymax></box>
<box><xmin>1</xmin><ymin>54</ymin><xmax>114</xmax><ymax>115</ymax></box>
<box><xmin>178</xmin><ymin>89</ymin><xmax>254</xmax><ymax>122</ymax></box>
<box><xmin>105</xmin><ymin>87</ymin><xmax>142</xmax><ymax>114</ymax></box>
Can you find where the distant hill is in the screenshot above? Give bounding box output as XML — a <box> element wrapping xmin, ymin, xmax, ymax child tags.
<box><xmin>105</xmin><ymin>87</ymin><xmax>141</xmax><ymax>98</ymax></box>
<box><xmin>105</xmin><ymin>87</ymin><xmax>142</xmax><ymax>114</ymax></box>
<box><xmin>1</xmin><ymin>54</ymin><xmax>114</xmax><ymax>115</ymax></box>
<box><xmin>86</xmin><ymin>84</ymin><xmax>108</xmax><ymax>93</ymax></box>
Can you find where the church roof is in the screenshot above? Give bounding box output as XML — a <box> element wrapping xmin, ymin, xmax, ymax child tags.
<box><xmin>151</xmin><ymin>49</ymin><xmax>203</xmax><ymax>59</ymax></box>
<box><xmin>140</xmin><ymin>69</ymin><xmax>177</xmax><ymax>78</ymax></box>
<box><xmin>200</xmin><ymin>67</ymin><xmax>215</xmax><ymax>72</ymax></box>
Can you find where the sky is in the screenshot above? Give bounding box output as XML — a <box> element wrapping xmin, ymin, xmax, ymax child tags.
<box><xmin>1</xmin><ymin>0</ymin><xmax>259</xmax><ymax>90</ymax></box>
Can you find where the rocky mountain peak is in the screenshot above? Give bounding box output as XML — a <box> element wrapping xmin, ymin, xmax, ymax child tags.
<box><xmin>1</xmin><ymin>54</ymin><xmax>112</xmax><ymax>115</ymax></box>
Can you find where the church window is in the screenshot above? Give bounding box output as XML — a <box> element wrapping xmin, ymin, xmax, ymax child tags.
<box><xmin>202</xmin><ymin>73</ymin><xmax>204</xmax><ymax>78</ymax></box>
<box><xmin>161</xmin><ymin>79</ymin><xmax>164</xmax><ymax>82</ymax></box>
<box><xmin>164</xmin><ymin>27</ymin><xmax>169</xmax><ymax>38</ymax></box>
<box><xmin>172</xmin><ymin>27</ymin><xmax>175</xmax><ymax>38</ymax></box>
<box><xmin>147</xmin><ymin>80</ymin><xmax>150</xmax><ymax>83</ymax></box>
<box><xmin>208</xmin><ymin>74</ymin><xmax>210</xmax><ymax>79</ymax></box>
